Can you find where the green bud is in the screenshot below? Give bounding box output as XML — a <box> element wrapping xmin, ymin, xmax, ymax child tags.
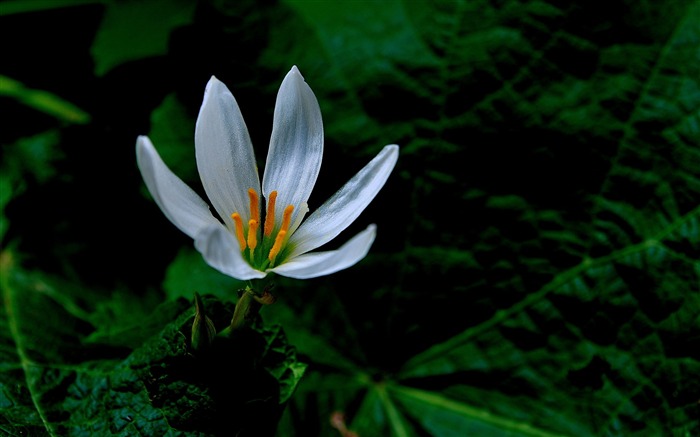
<box><xmin>191</xmin><ymin>292</ymin><xmax>217</xmax><ymax>351</ymax></box>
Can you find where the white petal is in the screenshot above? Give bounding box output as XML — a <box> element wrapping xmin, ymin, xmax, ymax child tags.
<box><xmin>195</xmin><ymin>76</ymin><xmax>261</xmax><ymax>229</ymax></box>
<box><xmin>270</xmin><ymin>225</ymin><xmax>376</xmax><ymax>279</ymax></box>
<box><xmin>136</xmin><ymin>136</ymin><xmax>219</xmax><ymax>239</ymax></box>
<box><xmin>262</xmin><ymin>66</ymin><xmax>323</xmax><ymax>233</ymax></box>
<box><xmin>287</xmin><ymin>144</ymin><xmax>398</xmax><ymax>257</ymax></box>
<box><xmin>194</xmin><ymin>224</ymin><xmax>267</xmax><ymax>280</ymax></box>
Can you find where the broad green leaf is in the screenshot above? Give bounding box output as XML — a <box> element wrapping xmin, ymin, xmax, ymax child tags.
<box><xmin>0</xmin><ymin>251</ymin><xmax>305</xmax><ymax>435</ymax></box>
<box><xmin>263</xmin><ymin>0</ymin><xmax>438</xmax><ymax>153</ymax></box>
<box><xmin>395</xmin><ymin>209</ymin><xmax>699</xmax><ymax>434</ymax></box>
<box><xmin>251</xmin><ymin>0</ymin><xmax>700</xmax><ymax>435</ymax></box>
<box><xmin>163</xmin><ymin>247</ymin><xmax>244</xmax><ymax>302</ymax></box>
<box><xmin>90</xmin><ymin>0</ymin><xmax>195</xmax><ymax>76</ymax></box>
<box><xmin>148</xmin><ymin>93</ymin><xmax>199</xmax><ymax>184</ymax></box>
<box><xmin>389</xmin><ymin>385</ymin><xmax>571</xmax><ymax>437</ymax></box>
<box><xmin>81</xmin><ymin>289</ymin><xmax>180</xmax><ymax>348</ymax></box>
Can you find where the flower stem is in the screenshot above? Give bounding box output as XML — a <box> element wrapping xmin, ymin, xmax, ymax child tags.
<box><xmin>219</xmin><ymin>283</ymin><xmax>277</xmax><ymax>337</ymax></box>
<box><xmin>228</xmin><ymin>286</ymin><xmax>259</xmax><ymax>332</ymax></box>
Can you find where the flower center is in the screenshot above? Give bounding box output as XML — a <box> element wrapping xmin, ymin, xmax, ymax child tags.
<box><xmin>230</xmin><ymin>188</ymin><xmax>295</xmax><ymax>269</ymax></box>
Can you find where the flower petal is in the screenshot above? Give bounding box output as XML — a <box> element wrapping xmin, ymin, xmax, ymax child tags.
<box><xmin>270</xmin><ymin>225</ymin><xmax>376</xmax><ymax>279</ymax></box>
<box><xmin>194</xmin><ymin>224</ymin><xmax>267</xmax><ymax>280</ymax></box>
<box><xmin>262</xmin><ymin>66</ymin><xmax>323</xmax><ymax>232</ymax></box>
<box><xmin>287</xmin><ymin>144</ymin><xmax>398</xmax><ymax>257</ymax></box>
<box><xmin>136</xmin><ymin>136</ymin><xmax>219</xmax><ymax>239</ymax></box>
<box><xmin>195</xmin><ymin>76</ymin><xmax>261</xmax><ymax>229</ymax></box>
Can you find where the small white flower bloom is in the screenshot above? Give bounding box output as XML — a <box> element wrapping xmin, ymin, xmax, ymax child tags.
<box><xmin>136</xmin><ymin>66</ymin><xmax>399</xmax><ymax>280</ymax></box>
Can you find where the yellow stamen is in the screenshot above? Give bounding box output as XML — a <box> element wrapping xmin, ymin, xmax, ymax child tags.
<box><xmin>268</xmin><ymin>230</ymin><xmax>287</xmax><ymax>262</ymax></box>
<box><xmin>267</xmin><ymin>205</ymin><xmax>294</xmax><ymax>263</ymax></box>
<box><xmin>247</xmin><ymin>219</ymin><xmax>258</xmax><ymax>250</ymax></box>
<box><xmin>263</xmin><ymin>190</ymin><xmax>278</xmax><ymax>236</ymax></box>
<box><xmin>280</xmin><ymin>205</ymin><xmax>294</xmax><ymax>232</ymax></box>
<box><xmin>230</xmin><ymin>213</ymin><xmax>246</xmax><ymax>250</ymax></box>
<box><xmin>247</xmin><ymin>188</ymin><xmax>260</xmax><ymax>223</ymax></box>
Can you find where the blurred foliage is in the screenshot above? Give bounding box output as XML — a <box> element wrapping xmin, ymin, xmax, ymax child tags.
<box><xmin>1</xmin><ymin>0</ymin><xmax>699</xmax><ymax>436</ymax></box>
<box><xmin>0</xmin><ymin>76</ymin><xmax>90</xmax><ymax>124</ymax></box>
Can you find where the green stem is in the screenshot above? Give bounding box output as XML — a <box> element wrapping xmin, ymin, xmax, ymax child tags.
<box><xmin>228</xmin><ymin>287</ymin><xmax>260</xmax><ymax>332</ymax></box>
<box><xmin>219</xmin><ymin>282</ymin><xmax>276</xmax><ymax>336</ymax></box>
<box><xmin>222</xmin><ymin>286</ymin><xmax>270</xmax><ymax>335</ymax></box>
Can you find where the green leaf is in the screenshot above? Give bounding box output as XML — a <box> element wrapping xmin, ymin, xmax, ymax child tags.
<box><xmin>389</xmin><ymin>385</ymin><xmax>571</xmax><ymax>437</ymax></box>
<box><xmin>0</xmin><ymin>0</ymin><xmax>105</xmax><ymax>16</ymax></box>
<box><xmin>0</xmin><ymin>76</ymin><xmax>90</xmax><ymax>124</ymax></box>
<box><xmin>81</xmin><ymin>289</ymin><xmax>180</xmax><ymax>349</ymax></box>
<box><xmin>148</xmin><ymin>93</ymin><xmax>199</xmax><ymax>184</ymax></box>
<box><xmin>0</xmin><ymin>251</ymin><xmax>305</xmax><ymax>435</ymax></box>
<box><xmin>263</xmin><ymin>293</ymin><xmax>367</xmax><ymax>373</ymax></box>
<box><xmin>0</xmin><ymin>131</ymin><xmax>63</xmax><ymax>242</ymax></box>
<box><xmin>262</xmin><ymin>0</ymin><xmax>437</xmax><ymax>153</ymax></box>
<box><xmin>256</xmin><ymin>0</ymin><xmax>700</xmax><ymax>435</ymax></box>
<box><xmin>163</xmin><ymin>247</ymin><xmax>244</xmax><ymax>302</ymax></box>
<box><xmin>261</xmin><ymin>324</ymin><xmax>308</xmax><ymax>404</ymax></box>
<box><xmin>90</xmin><ymin>0</ymin><xmax>195</xmax><ymax>76</ymax></box>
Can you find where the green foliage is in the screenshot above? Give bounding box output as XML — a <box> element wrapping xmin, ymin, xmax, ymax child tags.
<box><xmin>0</xmin><ymin>1</ymin><xmax>105</xmax><ymax>17</ymax></box>
<box><xmin>0</xmin><ymin>76</ymin><xmax>90</xmax><ymax>124</ymax></box>
<box><xmin>1</xmin><ymin>0</ymin><xmax>699</xmax><ymax>435</ymax></box>
<box><xmin>0</xmin><ymin>252</ymin><xmax>305</xmax><ymax>435</ymax></box>
<box><xmin>164</xmin><ymin>247</ymin><xmax>244</xmax><ymax>302</ymax></box>
<box><xmin>0</xmin><ymin>131</ymin><xmax>62</xmax><ymax>241</ymax></box>
<box><xmin>148</xmin><ymin>93</ymin><xmax>199</xmax><ymax>183</ymax></box>
<box><xmin>260</xmin><ymin>1</ymin><xmax>700</xmax><ymax>435</ymax></box>
<box><xmin>90</xmin><ymin>0</ymin><xmax>196</xmax><ymax>76</ymax></box>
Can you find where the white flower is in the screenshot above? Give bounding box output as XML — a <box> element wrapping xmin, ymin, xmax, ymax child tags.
<box><xmin>136</xmin><ymin>66</ymin><xmax>399</xmax><ymax>280</ymax></box>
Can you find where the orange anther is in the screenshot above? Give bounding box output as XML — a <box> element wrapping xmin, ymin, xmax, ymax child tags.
<box><xmin>247</xmin><ymin>219</ymin><xmax>258</xmax><ymax>250</ymax></box>
<box><xmin>280</xmin><ymin>205</ymin><xmax>294</xmax><ymax>233</ymax></box>
<box><xmin>268</xmin><ymin>230</ymin><xmax>287</xmax><ymax>262</ymax></box>
<box><xmin>263</xmin><ymin>191</ymin><xmax>278</xmax><ymax>236</ymax></box>
<box><xmin>247</xmin><ymin>188</ymin><xmax>260</xmax><ymax>223</ymax></box>
<box><xmin>230</xmin><ymin>213</ymin><xmax>246</xmax><ymax>250</ymax></box>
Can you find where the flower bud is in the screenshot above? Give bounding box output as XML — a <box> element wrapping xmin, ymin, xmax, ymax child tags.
<box><xmin>191</xmin><ymin>292</ymin><xmax>217</xmax><ymax>351</ymax></box>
